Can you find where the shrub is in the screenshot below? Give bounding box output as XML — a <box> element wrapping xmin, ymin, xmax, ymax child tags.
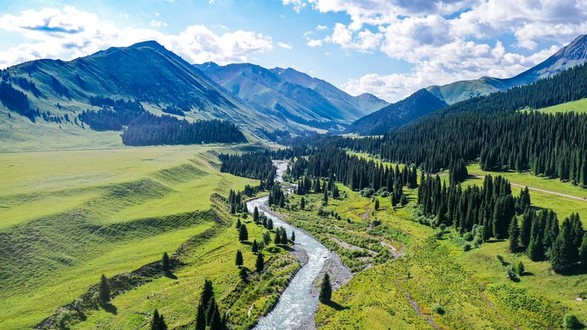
<box><xmin>433</xmin><ymin>304</ymin><xmax>445</xmax><ymax>315</ymax></box>
<box><xmin>463</xmin><ymin>244</ymin><xmax>471</xmax><ymax>252</ymax></box>
<box><xmin>563</xmin><ymin>314</ymin><xmax>583</xmax><ymax>329</ymax></box>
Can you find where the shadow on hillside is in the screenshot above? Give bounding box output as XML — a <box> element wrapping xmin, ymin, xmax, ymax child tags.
<box><xmin>164</xmin><ymin>270</ymin><xmax>178</xmax><ymax>279</ymax></box>
<box><xmin>103</xmin><ymin>303</ymin><xmax>117</xmax><ymax>315</ymax></box>
<box><xmin>324</xmin><ymin>301</ymin><xmax>350</xmax><ymax>311</ymax></box>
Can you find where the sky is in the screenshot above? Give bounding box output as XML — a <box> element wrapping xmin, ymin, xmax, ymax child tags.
<box><xmin>0</xmin><ymin>0</ymin><xmax>585</xmax><ymax>102</ymax></box>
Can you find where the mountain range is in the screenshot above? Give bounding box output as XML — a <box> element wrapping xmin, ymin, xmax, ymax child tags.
<box><xmin>345</xmin><ymin>35</ymin><xmax>587</xmax><ymax>135</ymax></box>
<box><xmin>1</xmin><ymin>35</ymin><xmax>586</xmax><ymax>147</ymax></box>
<box><xmin>195</xmin><ymin>62</ymin><xmax>387</xmax><ymax>129</ymax></box>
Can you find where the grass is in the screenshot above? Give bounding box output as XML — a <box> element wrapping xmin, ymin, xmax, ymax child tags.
<box><xmin>0</xmin><ymin>145</ymin><xmax>265</xmax><ymax>329</ymax></box>
<box><xmin>535</xmin><ymin>98</ymin><xmax>587</xmax><ymax>114</ymax></box>
<box><xmin>274</xmin><ymin>166</ymin><xmax>587</xmax><ymax>328</ymax></box>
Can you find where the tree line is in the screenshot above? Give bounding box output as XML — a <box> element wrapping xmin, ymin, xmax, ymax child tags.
<box><xmin>219</xmin><ymin>151</ymin><xmax>276</xmax><ymax>189</ymax></box>
<box><xmin>340</xmin><ymin>111</ymin><xmax>587</xmax><ymax>185</ymax></box>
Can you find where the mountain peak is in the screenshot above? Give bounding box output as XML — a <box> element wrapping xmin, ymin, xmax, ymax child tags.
<box><xmin>554</xmin><ymin>34</ymin><xmax>587</xmax><ymax>61</ymax></box>
<box><xmin>128</xmin><ymin>40</ymin><xmax>167</xmax><ymax>50</ymax></box>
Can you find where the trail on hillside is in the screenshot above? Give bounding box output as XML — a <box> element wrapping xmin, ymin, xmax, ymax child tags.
<box><xmin>471</xmin><ymin>175</ymin><xmax>587</xmax><ymax>201</ymax></box>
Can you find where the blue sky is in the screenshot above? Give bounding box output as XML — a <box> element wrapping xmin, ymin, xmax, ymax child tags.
<box><xmin>0</xmin><ymin>0</ymin><xmax>585</xmax><ymax>101</ymax></box>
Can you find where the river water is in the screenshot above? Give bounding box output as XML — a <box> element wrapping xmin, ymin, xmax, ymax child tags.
<box><xmin>247</xmin><ymin>161</ymin><xmax>331</xmax><ymax>330</ymax></box>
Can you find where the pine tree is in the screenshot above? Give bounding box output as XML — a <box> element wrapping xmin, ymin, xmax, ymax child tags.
<box><xmin>252</xmin><ymin>240</ymin><xmax>259</xmax><ymax>253</ymax></box>
<box><xmin>150</xmin><ymin>309</ymin><xmax>168</xmax><ymax>330</ymax></box>
<box><xmin>195</xmin><ymin>303</ymin><xmax>206</xmax><ymax>330</ymax></box>
<box><xmin>239</xmin><ymin>267</ymin><xmax>248</xmax><ymax>282</ymax></box>
<box><xmin>323</xmin><ymin>189</ymin><xmax>328</xmax><ymax>204</ymax></box>
<box><xmin>239</xmin><ymin>224</ymin><xmax>248</xmax><ymax>242</ymax></box>
<box><xmin>374</xmin><ymin>199</ymin><xmax>380</xmax><ymax>211</ymax></box>
<box><xmin>200</xmin><ymin>279</ymin><xmax>214</xmax><ymax>309</ymax></box>
<box><xmin>205</xmin><ymin>296</ymin><xmax>219</xmax><ymax>326</ymax></box>
<box><xmin>527</xmin><ymin>217</ymin><xmax>545</xmax><ymax>261</ymax></box>
<box><xmin>550</xmin><ymin>218</ymin><xmax>574</xmax><ymax>273</ymax></box>
<box><xmin>520</xmin><ymin>210</ymin><xmax>534</xmax><ymax>247</ymax></box>
<box><xmin>508</xmin><ymin>217</ymin><xmax>519</xmax><ymax>252</ymax></box>
<box><xmin>253</xmin><ymin>207</ymin><xmax>259</xmax><ymax>224</ymax></box>
<box><xmin>235</xmin><ymin>250</ymin><xmax>243</xmax><ymax>267</ymax></box>
<box><xmin>162</xmin><ymin>252</ymin><xmax>170</xmax><ymax>272</ymax></box>
<box><xmin>280</xmin><ymin>227</ymin><xmax>288</xmax><ymax>245</ymax></box>
<box><xmin>209</xmin><ymin>309</ymin><xmax>223</xmax><ymax>330</ymax></box>
<box><xmin>274</xmin><ymin>230</ymin><xmax>281</xmax><ymax>245</ymax></box>
<box><xmin>579</xmin><ymin>233</ymin><xmax>587</xmax><ymax>269</ymax></box>
<box><xmin>291</xmin><ymin>231</ymin><xmax>296</xmax><ymax>243</ymax></box>
<box><xmin>300</xmin><ymin>197</ymin><xmax>305</xmax><ymax>210</ymax></box>
<box><xmin>255</xmin><ymin>252</ymin><xmax>264</xmax><ymax>273</ymax></box>
<box><xmin>319</xmin><ymin>273</ymin><xmax>332</xmax><ymax>303</ymax></box>
<box><xmin>235</xmin><ymin>218</ymin><xmax>241</xmax><ymax>229</ymax></box>
<box><xmin>98</xmin><ymin>274</ymin><xmax>111</xmax><ymax>305</ymax></box>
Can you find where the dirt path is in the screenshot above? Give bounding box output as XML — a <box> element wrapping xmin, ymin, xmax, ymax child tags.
<box><xmin>395</xmin><ymin>280</ymin><xmax>440</xmax><ymax>329</ymax></box>
<box><xmin>471</xmin><ymin>175</ymin><xmax>587</xmax><ymax>202</ymax></box>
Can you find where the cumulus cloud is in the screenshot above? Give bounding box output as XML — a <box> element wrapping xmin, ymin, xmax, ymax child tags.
<box><xmin>0</xmin><ymin>6</ymin><xmax>273</xmax><ymax>68</ymax></box>
<box><xmin>282</xmin><ymin>0</ymin><xmax>587</xmax><ymax>101</ymax></box>
<box><xmin>277</xmin><ymin>42</ymin><xmax>293</xmax><ymax>49</ymax></box>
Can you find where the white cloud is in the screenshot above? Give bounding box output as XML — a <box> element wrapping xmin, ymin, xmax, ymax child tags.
<box><xmin>150</xmin><ymin>20</ymin><xmax>167</xmax><ymax>27</ymax></box>
<box><xmin>0</xmin><ymin>6</ymin><xmax>273</xmax><ymax>68</ymax></box>
<box><xmin>282</xmin><ymin>0</ymin><xmax>306</xmax><ymax>13</ymax></box>
<box><xmin>277</xmin><ymin>42</ymin><xmax>293</xmax><ymax>49</ymax></box>
<box><xmin>283</xmin><ymin>0</ymin><xmax>587</xmax><ymax>100</ymax></box>
<box><xmin>316</xmin><ymin>24</ymin><xmax>327</xmax><ymax>31</ymax></box>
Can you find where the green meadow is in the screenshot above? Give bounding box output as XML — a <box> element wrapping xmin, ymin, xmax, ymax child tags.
<box><xmin>0</xmin><ymin>145</ymin><xmax>296</xmax><ymax>329</ymax></box>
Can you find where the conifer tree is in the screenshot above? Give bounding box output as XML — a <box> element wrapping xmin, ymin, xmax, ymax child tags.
<box><xmin>235</xmin><ymin>250</ymin><xmax>243</xmax><ymax>267</ymax></box>
<box><xmin>323</xmin><ymin>189</ymin><xmax>328</xmax><ymax>204</ymax></box>
<box><xmin>579</xmin><ymin>233</ymin><xmax>587</xmax><ymax>269</ymax></box>
<box><xmin>98</xmin><ymin>274</ymin><xmax>111</xmax><ymax>305</ymax></box>
<box><xmin>291</xmin><ymin>231</ymin><xmax>296</xmax><ymax>243</ymax></box>
<box><xmin>235</xmin><ymin>218</ymin><xmax>241</xmax><ymax>229</ymax></box>
<box><xmin>374</xmin><ymin>199</ymin><xmax>380</xmax><ymax>211</ymax></box>
<box><xmin>200</xmin><ymin>279</ymin><xmax>214</xmax><ymax>309</ymax></box>
<box><xmin>527</xmin><ymin>217</ymin><xmax>545</xmax><ymax>261</ymax></box>
<box><xmin>550</xmin><ymin>218</ymin><xmax>574</xmax><ymax>273</ymax></box>
<box><xmin>319</xmin><ymin>273</ymin><xmax>332</xmax><ymax>303</ymax></box>
<box><xmin>239</xmin><ymin>224</ymin><xmax>248</xmax><ymax>242</ymax></box>
<box><xmin>150</xmin><ymin>309</ymin><xmax>168</xmax><ymax>330</ymax></box>
<box><xmin>300</xmin><ymin>197</ymin><xmax>305</xmax><ymax>210</ymax></box>
<box><xmin>239</xmin><ymin>267</ymin><xmax>248</xmax><ymax>282</ymax></box>
<box><xmin>253</xmin><ymin>207</ymin><xmax>259</xmax><ymax>224</ymax></box>
<box><xmin>205</xmin><ymin>296</ymin><xmax>219</xmax><ymax>326</ymax></box>
<box><xmin>252</xmin><ymin>240</ymin><xmax>259</xmax><ymax>253</ymax></box>
<box><xmin>508</xmin><ymin>217</ymin><xmax>519</xmax><ymax>252</ymax></box>
<box><xmin>274</xmin><ymin>230</ymin><xmax>281</xmax><ymax>245</ymax></box>
<box><xmin>162</xmin><ymin>252</ymin><xmax>170</xmax><ymax>272</ymax></box>
<box><xmin>195</xmin><ymin>303</ymin><xmax>206</xmax><ymax>330</ymax></box>
<box><xmin>255</xmin><ymin>252</ymin><xmax>264</xmax><ymax>273</ymax></box>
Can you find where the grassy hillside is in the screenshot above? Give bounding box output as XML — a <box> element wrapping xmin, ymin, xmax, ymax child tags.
<box><xmin>0</xmin><ymin>145</ymin><xmax>297</xmax><ymax>329</ymax></box>
<box><xmin>536</xmin><ymin>98</ymin><xmax>587</xmax><ymax>114</ymax></box>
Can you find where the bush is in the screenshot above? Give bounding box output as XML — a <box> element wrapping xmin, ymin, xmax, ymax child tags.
<box><xmin>463</xmin><ymin>232</ymin><xmax>474</xmax><ymax>241</ymax></box>
<box><xmin>463</xmin><ymin>244</ymin><xmax>471</xmax><ymax>252</ymax></box>
<box><xmin>433</xmin><ymin>304</ymin><xmax>445</xmax><ymax>315</ymax></box>
<box><xmin>563</xmin><ymin>314</ymin><xmax>583</xmax><ymax>329</ymax></box>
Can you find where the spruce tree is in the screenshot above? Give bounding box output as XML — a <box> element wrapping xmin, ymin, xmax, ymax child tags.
<box><xmin>252</xmin><ymin>240</ymin><xmax>259</xmax><ymax>253</ymax></box>
<box><xmin>195</xmin><ymin>303</ymin><xmax>206</xmax><ymax>330</ymax></box>
<box><xmin>527</xmin><ymin>218</ymin><xmax>545</xmax><ymax>261</ymax></box>
<box><xmin>274</xmin><ymin>230</ymin><xmax>281</xmax><ymax>245</ymax></box>
<box><xmin>235</xmin><ymin>218</ymin><xmax>241</xmax><ymax>229</ymax></box>
<box><xmin>239</xmin><ymin>224</ymin><xmax>248</xmax><ymax>242</ymax></box>
<box><xmin>508</xmin><ymin>217</ymin><xmax>519</xmax><ymax>252</ymax></box>
<box><xmin>205</xmin><ymin>296</ymin><xmax>219</xmax><ymax>326</ymax></box>
<box><xmin>374</xmin><ymin>199</ymin><xmax>380</xmax><ymax>211</ymax></box>
<box><xmin>239</xmin><ymin>267</ymin><xmax>248</xmax><ymax>282</ymax></box>
<box><xmin>550</xmin><ymin>218</ymin><xmax>574</xmax><ymax>273</ymax></box>
<box><xmin>162</xmin><ymin>252</ymin><xmax>170</xmax><ymax>272</ymax></box>
<box><xmin>235</xmin><ymin>250</ymin><xmax>243</xmax><ymax>267</ymax></box>
<box><xmin>323</xmin><ymin>189</ymin><xmax>328</xmax><ymax>204</ymax></box>
<box><xmin>579</xmin><ymin>233</ymin><xmax>587</xmax><ymax>269</ymax></box>
<box><xmin>300</xmin><ymin>197</ymin><xmax>305</xmax><ymax>210</ymax></box>
<box><xmin>253</xmin><ymin>207</ymin><xmax>259</xmax><ymax>224</ymax></box>
<box><xmin>200</xmin><ymin>279</ymin><xmax>214</xmax><ymax>309</ymax></box>
<box><xmin>280</xmin><ymin>227</ymin><xmax>288</xmax><ymax>245</ymax></box>
<box><xmin>255</xmin><ymin>252</ymin><xmax>264</xmax><ymax>273</ymax></box>
<box><xmin>291</xmin><ymin>231</ymin><xmax>296</xmax><ymax>243</ymax></box>
<box><xmin>98</xmin><ymin>274</ymin><xmax>111</xmax><ymax>305</ymax></box>
<box><xmin>150</xmin><ymin>309</ymin><xmax>168</xmax><ymax>330</ymax></box>
<box><xmin>319</xmin><ymin>273</ymin><xmax>332</xmax><ymax>303</ymax></box>
<box><xmin>209</xmin><ymin>309</ymin><xmax>223</xmax><ymax>330</ymax></box>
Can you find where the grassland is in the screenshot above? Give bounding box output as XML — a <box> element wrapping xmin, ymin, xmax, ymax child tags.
<box><xmin>535</xmin><ymin>98</ymin><xmax>587</xmax><ymax>114</ymax></box>
<box><xmin>297</xmin><ymin>183</ymin><xmax>587</xmax><ymax>329</ymax></box>
<box><xmin>0</xmin><ymin>145</ymin><xmax>298</xmax><ymax>329</ymax></box>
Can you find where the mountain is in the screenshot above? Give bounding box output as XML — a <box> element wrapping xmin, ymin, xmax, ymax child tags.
<box><xmin>196</xmin><ymin>63</ymin><xmax>388</xmax><ymax>129</ymax></box>
<box><xmin>347</xmin><ymin>34</ymin><xmax>587</xmax><ymax>135</ymax></box>
<box><xmin>271</xmin><ymin>67</ymin><xmax>388</xmax><ymax>116</ymax></box>
<box><xmin>343</xmin><ymin>89</ymin><xmax>447</xmax><ymax>135</ymax></box>
<box><xmin>428</xmin><ymin>35</ymin><xmax>587</xmax><ymax>104</ymax></box>
<box><xmin>1</xmin><ymin>41</ymin><xmax>303</xmax><ymax>143</ymax></box>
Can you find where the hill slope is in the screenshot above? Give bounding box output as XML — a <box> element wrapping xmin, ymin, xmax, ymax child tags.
<box><xmin>0</xmin><ymin>41</ymin><xmax>326</xmax><ymax>150</ymax></box>
<box><xmin>343</xmin><ymin>89</ymin><xmax>447</xmax><ymax>135</ymax></box>
<box><xmin>428</xmin><ymin>35</ymin><xmax>587</xmax><ymax>105</ymax></box>
<box><xmin>196</xmin><ymin>62</ymin><xmax>387</xmax><ymax>129</ymax></box>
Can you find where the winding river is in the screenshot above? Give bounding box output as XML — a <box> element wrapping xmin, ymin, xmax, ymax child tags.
<box><xmin>247</xmin><ymin>161</ymin><xmax>332</xmax><ymax>330</ymax></box>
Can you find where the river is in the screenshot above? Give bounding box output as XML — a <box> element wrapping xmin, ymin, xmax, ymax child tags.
<box><xmin>247</xmin><ymin>161</ymin><xmax>339</xmax><ymax>329</ymax></box>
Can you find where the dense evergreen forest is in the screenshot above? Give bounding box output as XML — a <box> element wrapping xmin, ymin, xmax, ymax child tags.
<box><xmin>340</xmin><ymin>111</ymin><xmax>587</xmax><ymax>185</ymax></box>
<box><xmin>443</xmin><ymin>64</ymin><xmax>587</xmax><ymax>114</ymax></box>
<box><xmin>78</xmin><ymin>97</ymin><xmax>246</xmax><ymax>145</ymax></box>
<box><xmin>219</xmin><ymin>152</ymin><xmax>276</xmax><ymax>189</ymax></box>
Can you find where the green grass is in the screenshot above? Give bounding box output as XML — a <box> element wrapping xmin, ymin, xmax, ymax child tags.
<box><xmin>274</xmin><ymin>168</ymin><xmax>587</xmax><ymax>329</ymax></box>
<box><xmin>535</xmin><ymin>98</ymin><xmax>587</xmax><ymax>114</ymax></box>
<box><xmin>0</xmin><ymin>145</ymin><xmax>264</xmax><ymax>329</ymax></box>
